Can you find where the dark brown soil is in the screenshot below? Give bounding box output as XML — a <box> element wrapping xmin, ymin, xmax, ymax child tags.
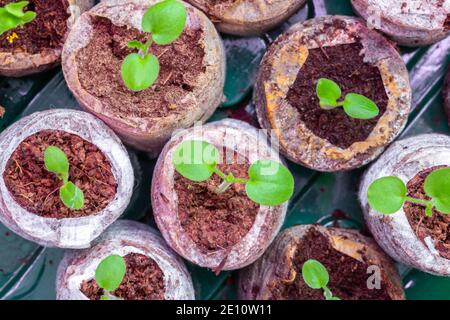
<box><xmin>3</xmin><ymin>130</ymin><xmax>117</xmax><ymax>219</ymax></box>
<box><xmin>286</xmin><ymin>42</ymin><xmax>389</xmax><ymax>149</ymax></box>
<box><xmin>174</xmin><ymin>149</ymin><xmax>259</xmax><ymax>253</ymax></box>
<box><xmin>80</xmin><ymin>253</ymin><xmax>166</xmax><ymax>300</ymax></box>
<box><xmin>404</xmin><ymin>166</ymin><xmax>450</xmax><ymax>259</ymax></box>
<box><xmin>269</xmin><ymin>227</ymin><xmax>391</xmax><ymax>300</ymax></box>
<box><xmin>76</xmin><ymin>15</ymin><xmax>205</xmax><ymax>120</ymax></box>
<box><xmin>0</xmin><ymin>0</ymin><xmax>70</xmax><ymax>54</ymax></box>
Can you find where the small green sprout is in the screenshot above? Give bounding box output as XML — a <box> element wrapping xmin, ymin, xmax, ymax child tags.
<box><xmin>95</xmin><ymin>255</ymin><xmax>126</xmax><ymax>300</ymax></box>
<box><xmin>316</xmin><ymin>78</ymin><xmax>379</xmax><ymax>120</ymax></box>
<box><xmin>172</xmin><ymin>140</ymin><xmax>295</xmax><ymax>206</ymax></box>
<box><xmin>44</xmin><ymin>146</ymin><xmax>84</xmax><ymax>210</ymax></box>
<box><xmin>0</xmin><ymin>1</ymin><xmax>36</xmax><ymax>36</ymax></box>
<box><xmin>121</xmin><ymin>0</ymin><xmax>187</xmax><ymax>91</ymax></box>
<box><xmin>302</xmin><ymin>259</ymin><xmax>340</xmax><ymax>300</ymax></box>
<box><xmin>367</xmin><ymin>168</ymin><xmax>450</xmax><ymax>217</ymax></box>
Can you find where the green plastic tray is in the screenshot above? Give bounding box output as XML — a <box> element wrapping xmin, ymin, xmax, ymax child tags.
<box><xmin>0</xmin><ymin>0</ymin><xmax>449</xmax><ymax>300</ymax></box>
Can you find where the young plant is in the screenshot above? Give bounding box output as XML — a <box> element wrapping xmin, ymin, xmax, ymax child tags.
<box><xmin>302</xmin><ymin>259</ymin><xmax>340</xmax><ymax>300</ymax></box>
<box><xmin>95</xmin><ymin>254</ymin><xmax>126</xmax><ymax>300</ymax></box>
<box><xmin>172</xmin><ymin>140</ymin><xmax>295</xmax><ymax>206</ymax></box>
<box><xmin>316</xmin><ymin>78</ymin><xmax>379</xmax><ymax>120</ymax></box>
<box><xmin>44</xmin><ymin>146</ymin><xmax>84</xmax><ymax>210</ymax></box>
<box><xmin>0</xmin><ymin>1</ymin><xmax>36</xmax><ymax>37</ymax></box>
<box><xmin>367</xmin><ymin>168</ymin><xmax>450</xmax><ymax>217</ymax></box>
<box><xmin>121</xmin><ymin>0</ymin><xmax>187</xmax><ymax>91</ymax></box>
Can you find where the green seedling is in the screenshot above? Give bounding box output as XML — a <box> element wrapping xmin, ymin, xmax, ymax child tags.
<box><xmin>172</xmin><ymin>140</ymin><xmax>295</xmax><ymax>206</ymax></box>
<box><xmin>367</xmin><ymin>168</ymin><xmax>450</xmax><ymax>217</ymax></box>
<box><xmin>121</xmin><ymin>0</ymin><xmax>187</xmax><ymax>91</ymax></box>
<box><xmin>0</xmin><ymin>1</ymin><xmax>36</xmax><ymax>37</ymax></box>
<box><xmin>95</xmin><ymin>255</ymin><xmax>126</xmax><ymax>300</ymax></box>
<box><xmin>302</xmin><ymin>259</ymin><xmax>340</xmax><ymax>300</ymax></box>
<box><xmin>44</xmin><ymin>146</ymin><xmax>84</xmax><ymax>210</ymax></box>
<box><xmin>316</xmin><ymin>78</ymin><xmax>379</xmax><ymax>120</ymax></box>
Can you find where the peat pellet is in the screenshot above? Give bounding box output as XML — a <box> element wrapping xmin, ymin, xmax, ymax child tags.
<box><xmin>254</xmin><ymin>16</ymin><xmax>411</xmax><ymax>172</ymax></box>
<box><xmin>238</xmin><ymin>225</ymin><xmax>405</xmax><ymax>300</ymax></box>
<box><xmin>63</xmin><ymin>0</ymin><xmax>225</xmax><ymax>156</ymax></box>
<box><xmin>151</xmin><ymin>119</ymin><xmax>288</xmax><ymax>271</ymax></box>
<box><xmin>56</xmin><ymin>220</ymin><xmax>195</xmax><ymax>300</ymax></box>
<box><xmin>185</xmin><ymin>0</ymin><xmax>307</xmax><ymax>36</ymax></box>
<box><xmin>351</xmin><ymin>0</ymin><xmax>450</xmax><ymax>47</ymax></box>
<box><xmin>0</xmin><ymin>109</ymin><xmax>134</xmax><ymax>249</ymax></box>
<box><xmin>0</xmin><ymin>0</ymin><xmax>94</xmax><ymax>77</ymax></box>
<box><xmin>359</xmin><ymin>134</ymin><xmax>450</xmax><ymax>276</ymax></box>
<box><xmin>444</xmin><ymin>67</ymin><xmax>450</xmax><ymax>126</ymax></box>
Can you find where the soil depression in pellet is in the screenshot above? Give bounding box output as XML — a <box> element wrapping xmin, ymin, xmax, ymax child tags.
<box><xmin>404</xmin><ymin>165</ymin><xmax>450</xmax><ymax>259</ymax></box>
<box><xmin>3</xmin><ymin>130</ymin><xmax>117</xmax><ymax>219</ymax></box>
<box><xmin>80</xmin><ymin>253</ymin><xmax>165</xmax><ymax>300</ymax></box>
<box><xmin>76</xmin><ymin>15</ymin><xmax>206</xmax><ymax>120</ymax></box>
<box><xmin>174</xmin><ymin>149</ymin><xmax>259</xmax><ymax>253</ymax></box>
<box><xmin>286</xmin><ymin>42</ymin><xmax>389</xmax><ymax>149</ymax></box>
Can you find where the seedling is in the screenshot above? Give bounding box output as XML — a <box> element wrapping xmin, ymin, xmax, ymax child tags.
<box><xmin>44</xmin><ymin>146</ymin><xmax>84</xmax><ymax>210</ymax></box>
<box><xmin>121</xmin><ymin>0</ymin><xmax>187</xmax><ymax>91</ymax></box>
<box><xmin>302</xmin><ymin>259</ymin><xmax>340</xmax><ymax>300</ymax></box>
<box><xmin>316</xmin><ymin>78</ymin><xmax>379</xmax><ymax>120</ymax></box>
<box><xmin>95</xmin><ymin>255</ymin><xmax>126</xmax><ymax>300</ymax></box>
<box><xmin>172</xmin><ymin>140</ymin><xmax>295</xmax><ymax>206</ymax></box>
<box><xmin>367</xmin><ymin>168</ymin><xmax>450</xmax><ymax>217</ymax></box>
<box><xmin>0</xmin><ymin>1</ymin><xmax>36</xmax><ymax>36</ymax></box>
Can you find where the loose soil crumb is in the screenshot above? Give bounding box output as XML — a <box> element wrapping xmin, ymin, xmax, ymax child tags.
<box><xmin>174</xmin><ymin>149</ymin><xmax>259</xmax><ymax>253</ymax></box>
<box><xmin>80</xmin><ymin>253</ymin><xmax>166</xmax><ymax>300</ymax></box>
<box><xmin>0</xmin><ymin>0</ymin><xmax>70</xmax><ymax>54</ymax></box>
<box><xmin>76</xmin><ymin>15</ymin><xmax>205</xmax><ymax>120</ymax></box>
<box><xmin>404</xmin><ymin>166</ymin><xmax>450</xmax><ymax>259</ymax></box>
<box><xmin>269</xmin><ymin>227</ymin><xmax>391</xmax><ymax>300</ymax></box>
<box><xmin>286</xmin><ymin>42</ymin><xmax>389</xmax><ymax>149</ymax></box>
<box><xmin>3</xmin><ymin>130</ymin><xmax>117</xmax><ymax>219</ymax></box>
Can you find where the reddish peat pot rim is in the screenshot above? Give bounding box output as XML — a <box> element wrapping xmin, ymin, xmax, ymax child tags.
<box><xmin>351</xmin><ymin>0</ymin><xmax>450</xmax><ymax>46</ymax></box>
<box><xmin>404</xmin><ymin>165</ymin><xmax>450</xmax><ymax>259</ymax></box>
<box><xmin>175</xmin><ymin>148</ymin><xmax>259</xmax><ymax>253</ymax></box>
<box><xmin>186</xmin><ymin>0</ymin><xmax>307</xmax><ymax>36</ymax></box>
<box><xmin>3</xmin><ymin>130</ymin><xmax>117</xmax><ymax>219</ymax></box>
<box><xmin>269</xmin><ymin>228</ymin><xmax>391</xmax><ymax>300</ymax></box>
<box><xmin>80</xmin><ymin>253</ymin><xmax>165</xmax><ymax>300</ymax></box>
<box><xmin>0</xmin><ymin>0</ymin><xmax>70</xmax><ymax>54</ymax></box>
<box><xmin>286</xmin><ymin>42</ymin><xmax>388</xmax><ymax>149</ymax></box>
<box><xmin>76</xmin><ymin>15</ymin><xmax>206</xmax><ymax>120</ymax></box>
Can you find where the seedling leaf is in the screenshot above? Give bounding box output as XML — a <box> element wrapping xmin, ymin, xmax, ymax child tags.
<box><xmin>246</xmin><ymin>160</ymin><xmax>294</xmax><ymax>206</ymax></box>
<box><xmin>343</xmin><ymin>93</ymin><xmax>379</xmax><ymax>120</ymax></box>
<box><xmin>59</xmin><ymin>182</ymin><xmax>84</xmax><ymax>210</ymax></box>
<box><xmin>142</xmin><ymin>0</ymin><xmax>187</xmax><ymax>45</ymax></box>
<box><xmin>44</xmin><ymin>146</ymin><xmax>69</xmax><ymax>177</ymax></box>
<box><xmin>317</xmin><ymin>78</ymin><xmax>341</xmax><ymax>108</ymax></box>
<box><xmin>95</xmin><ymin>255</ymin><xmax>126</xmax><ymax>292</ymax></box>
<box><xmin>172</xmin><ymin>140</ymin><xmax>220</xmax><ymax>182</ymax></box>
<box><xmin>5</xmin><ymin>1</ymin><xmax>28</xmax><ymax>17</ymax></box>
<box><xmin>424</xmin><ymin>168</ymin><xmax>450</xmax><ymax>214</ymax></box>
<box><xmin>367</xmin><ymin>176</ymin><xmax>406</xmax><ymax>214</ymax></box>
<box><xmin>302</xmin><ymin>259</ymin><xmax>329</xmax><ymax>290</ymax></box>
<box><xmin>121</xmin><ymin>53</ymin><xmax>159</xmax><ymax>91</ymax></box>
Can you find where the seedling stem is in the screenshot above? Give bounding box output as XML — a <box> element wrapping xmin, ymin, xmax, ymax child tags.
<box><xmin>172</xmin><ymin>140</ymin><xmax>294</xmax><ymax>206</ymax></box>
